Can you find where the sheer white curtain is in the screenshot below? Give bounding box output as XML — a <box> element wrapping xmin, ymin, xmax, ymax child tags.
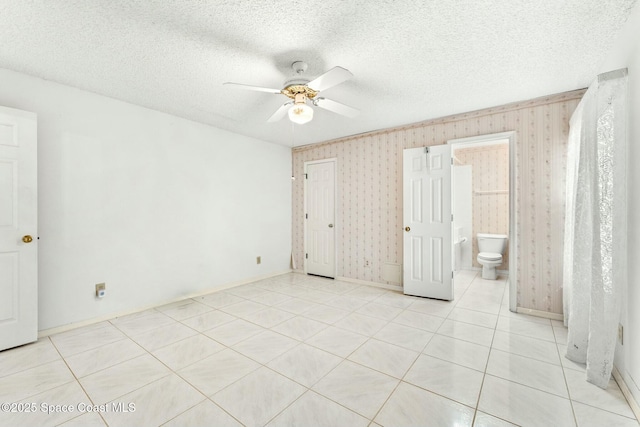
<box><xmin>563</xmin><ymin>68</ymin><xmax>627</xmax><ymax>389</ymax></box>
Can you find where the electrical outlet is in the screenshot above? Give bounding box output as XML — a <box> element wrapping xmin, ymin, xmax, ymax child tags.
<box><xmin>95</xmin><ymin>283</ymin><xmax>106</xmax><ymax>298</ymax></box>
<box><xmin>618</xmin><ymin>323</ymin><xmax>624</xmax><ymax>345</ymax></box>
<box><xmin>256</xmin><ymin>256</ymin><xmax>261</xmax><ymax>265</ymax></box>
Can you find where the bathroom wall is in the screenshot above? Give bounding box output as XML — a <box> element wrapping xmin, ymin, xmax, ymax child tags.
<box><xmin>453</xmin><ymin>165</ymin><xmax>472</xmax><ymax>270</ymax></box>
<box><xmin>455</xmin><ymin>143</ymin><xmax>510</xmax><ymax>269</ymax></box>
<box><xmin>292</xmin><ymin>90</ymin><xmax>583</xmax><ymax>314</ymax></box>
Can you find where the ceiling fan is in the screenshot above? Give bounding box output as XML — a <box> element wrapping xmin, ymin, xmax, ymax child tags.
<box><xmin>224</xmin><ymin>61</ymin><xmax>359</xmax><ymax>125</ymax></box>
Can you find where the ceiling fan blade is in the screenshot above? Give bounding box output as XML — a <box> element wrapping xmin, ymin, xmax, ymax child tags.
<box><xmin>267</xmin><ymin>102</ymin><xmax>293</xmax><ymax>123</ymax></box>
<box><xmin>223</xmin><ymin>82</ymin><xmax>282</xmax><ymax>94</ymax></box>
<box><xmin>307</xmin><ymin>66</ymin><xmax>354</xmax><ymax>92</ymax></box>
<box><xmin>314</xmin><ymin>98</ymin><xmax>359</xmax><ymax>118</ymax></box>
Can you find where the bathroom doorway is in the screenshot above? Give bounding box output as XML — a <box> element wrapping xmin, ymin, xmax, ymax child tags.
<box><xmin>447</xmin><ymin>132</ymin><xmax>517</xmax><ymax>312</ymax></box>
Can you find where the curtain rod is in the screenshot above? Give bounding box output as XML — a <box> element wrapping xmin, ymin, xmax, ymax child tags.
<box><xmin>598</xmin><ymin>68</ymin><xmax>628</xmax><ymax>83</ymax></box>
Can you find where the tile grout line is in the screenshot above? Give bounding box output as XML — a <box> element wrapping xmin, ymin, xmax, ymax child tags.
<box><xmin>553</xmin><ymin>320</ymin><xmax>581</xmax><ymax>427</ymax></box>
<box><xmin>208</xmin><ymin>278</ymin><xmax>375</xmax><ymax>423</ymax></box>
<box><xmin>70</xmin><ymin>313</ymin><xmax>220</xmax><ymax>425</ymax></box>
<box><xmin>129</xmin><ymin>371</ymin><xmax>242</xmax><ymax>427</ymax></box>
<box><xmin>470</xmin><ymin>271</ymin><xmax>506</xmax><ymax>426</ymax></box>
<box><xmin>262</xmin><ymin>280</ymin><xmax>420</xmax><ymax>424</ymax></box>
<box><xmin>46</xmin><ymin>335</ymin><xmax>110</xmax><ymax>426</ymax></box>
<box><xmin>213</xmin><ymin>304</ymin><xmax>379</xmax><ymax>424</ymax></box>
<box><xmin>0</xmin><ymin>339</ymin><xmax>68</xmax><ymax>380</ymax></box>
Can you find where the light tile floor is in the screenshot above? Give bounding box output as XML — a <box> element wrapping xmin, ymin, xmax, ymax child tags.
<box><xmin>1</xmin><ymin>271</ymin><xmax>638</xmax><ymax>427</ymax></box>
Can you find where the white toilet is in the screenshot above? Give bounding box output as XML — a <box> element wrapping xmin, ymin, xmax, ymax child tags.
<box><xmin>476</xmin><ymin>233</ymin><xmax>507</xmax><ymax>280</ymax></box>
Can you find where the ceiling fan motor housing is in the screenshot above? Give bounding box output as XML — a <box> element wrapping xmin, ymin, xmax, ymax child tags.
<box><xmin>281</xmin><ymin>85</ymin><xmax>318</xmax><ymax>101</ymax></box>
<box><xmin>281</xmin><ymin>61</ymin><xmax>317</xmax><ymax>100</ymax></box>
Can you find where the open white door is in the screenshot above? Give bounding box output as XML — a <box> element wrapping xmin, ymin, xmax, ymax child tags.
<box><xmin>403</xmin><ymin>145</ymin><xmax>453</xmax><ymax>300</ymax></box>
<box><xmin>0</xmin><ymin>106</ymin><xmax>38</xmax><ymax>351</ymax></box>
<box><xmin>304</xmin><ymin>160</ymin><xmax>336</xmax><ymax>278</ymax></box>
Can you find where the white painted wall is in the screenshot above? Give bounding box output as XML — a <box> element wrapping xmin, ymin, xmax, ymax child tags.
<box><xmin>599</xmin><ymin>2</ymin><xmax>640</xmax><ymax>409</ymax></box>
<box><xmin>0</xmin><ymin>69</ymin><xmax>292</xmax><ymax>331</ymax></box>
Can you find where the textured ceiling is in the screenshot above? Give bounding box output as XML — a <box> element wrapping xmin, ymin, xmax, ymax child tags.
<box><xmin>0</xmin><ymin>1</ymin><xmax>636</xmax><ymax>147</ymax></box>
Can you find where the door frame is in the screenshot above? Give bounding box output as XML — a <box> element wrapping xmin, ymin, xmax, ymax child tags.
<box><xmin>303</xmin><ymin>158</ymin><xmax>338</xmax><ymax>278</ymax></box>
<box><xmin>447</xmin><ymin>131</ymin><xmax>517</xmax><ymax>313</ymax></box>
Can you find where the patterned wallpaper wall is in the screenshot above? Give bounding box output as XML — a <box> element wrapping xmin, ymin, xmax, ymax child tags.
<box><xmin>455</xmin><ymin>144</ymin><xmax>510</xmax><ymax>269</ymax></box>
<box><xmin>292</xmin><ymin>90</ymin><xmax>584</xmax><ymax>314</ymax></box>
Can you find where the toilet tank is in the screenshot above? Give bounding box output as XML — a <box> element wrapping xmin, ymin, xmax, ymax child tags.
<box><xmin>477</xmin><ymin>233</ymin><xmax>507</xmax><ymax>254</ymax></box>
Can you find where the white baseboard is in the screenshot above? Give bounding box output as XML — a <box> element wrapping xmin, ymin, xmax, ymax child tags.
<box><xmin>515</xmin><ymin>307</ymin><xmax>564</xmax><ymax>321</ymax></box>
<box><xmin>336</xmin><ymin>276</ymin><xmax>402</xmax><ymax>291</ymax></box>
<box><xmin>293</xmin><ymin>270</ymin><xmax>402</xmax><ymax>291</ymax></box>
<box><xmin>613</xmin><ymin>366</ymin><xmax>640</xmax><ymax>422</ymax></box>
<box><xmin>305</xmin><ymin>272</ymin><xmax>561</xmax><ymax>322</ymax></box>
<box><xmin>38</xmin><ymin>269</ymin><xmax>293</xmax><ymax>338</ymax></box>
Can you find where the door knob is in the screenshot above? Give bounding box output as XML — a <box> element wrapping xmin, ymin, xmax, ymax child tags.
<box><xmin>22</xmin><ymin>235</ymin><xmax>33</xmax><ymax>243</ymax></box>
<box><xmin>404</xmin><ymin>227</ymin><xmax>411</xmax><ymax>232</ymax></box>
<box><xmin>328</xmin><ymin>224</ymin><xmax>334</xmax><ymax>228</ymax></box>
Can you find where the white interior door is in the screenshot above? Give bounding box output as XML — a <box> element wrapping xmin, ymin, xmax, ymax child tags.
<box><xmin>403</xmin><ymin>146</ymin><xmax>453</xmax><ymax>299</ymax></box>
<box><xmin>305</xmin><ymin>160</ymin><xmax>336</xmax><ymax>278</ymax></box>
<box><xmin>0</xmin><ymin>106</ymin><xmax>38</xmax><ymax>351</ymax></box>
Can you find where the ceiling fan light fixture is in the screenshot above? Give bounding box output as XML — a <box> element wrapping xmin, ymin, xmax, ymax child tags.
<box><xmin>288</xmin><ymin>103</ymin><xmax>313</xmax><ymax>124</ymax></box>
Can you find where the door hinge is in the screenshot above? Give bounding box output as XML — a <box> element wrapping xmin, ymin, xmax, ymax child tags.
<box><xmin>304</xmin><ymin>173</ymin><xmax>308</xmax><ymax>179</ymax></box>
<box><xmin>305</xmin><ymin>213</ymin><xmax>308</xmax><ymax>219</ymax></box>
<box><xmin>305</xmin><ymin>253</ymin><xmax>308</xmax><ymax>259</ymax></box>
<box><xmin>425</xmin><ymin>146</ymin><xmax>430</xmax><ymax>154</ymax></box>
<box><xmin>451</xmin><ymin>157</ymin><xmax>454</xmax><ymax>165</ymax></box>
<box><xmin>452</xmin><ymin>271</ymin><xmax>454</xmax><ymax>279</ymax></box>
<box><xmin>451</xmin><ymin>214</ymin><xmax>454</xmax><ymax>222</ymax></box>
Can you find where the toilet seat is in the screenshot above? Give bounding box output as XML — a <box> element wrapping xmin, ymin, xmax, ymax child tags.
<box><xmin>478</xmin><ymin>252</ymin><xmax>502</xmax><ymax>262</ymax></box>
